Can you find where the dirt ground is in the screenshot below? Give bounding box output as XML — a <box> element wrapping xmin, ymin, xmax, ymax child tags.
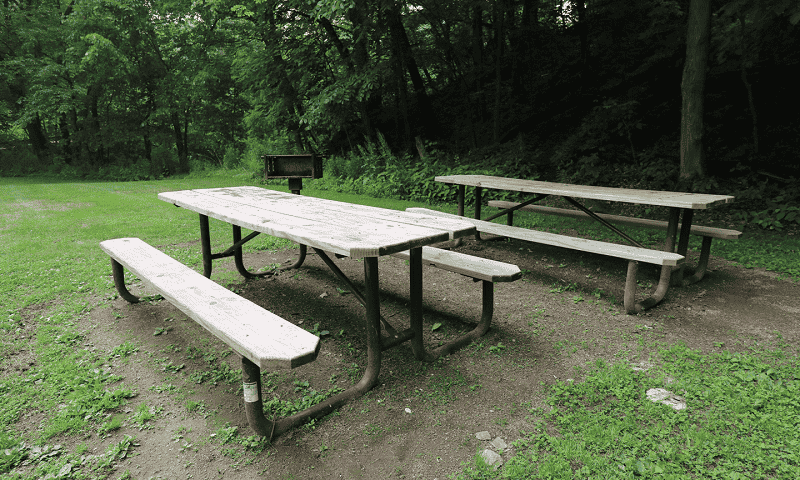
<box><xmin>35</xmin><ymin>234</ymin><xmax>800</xmax><ymax>479</ymax></box>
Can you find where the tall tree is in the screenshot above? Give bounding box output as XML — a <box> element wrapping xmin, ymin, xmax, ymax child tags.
<box><xmin>680</xmin><ymin>0</ymin><xmax>711</xmax><ymax>180</ymax></box>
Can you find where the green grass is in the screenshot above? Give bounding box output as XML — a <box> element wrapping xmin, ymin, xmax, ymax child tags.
<box><xmin>1</xmin><ymin>171</ymin><xmax>799</xmax><ymax>478</ymax></box>
<box><xmin>456</xmin><ymin>342</ymin><xmax>800</xmax><ymax>479</ymax></box>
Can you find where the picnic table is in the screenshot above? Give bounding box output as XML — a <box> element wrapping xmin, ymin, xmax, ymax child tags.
<box><xmin>150</xmin><ymin>186</ymin><xmax>484</xmax><ymax>435</ymax></box>
<box><xmin>433</xmin><ymin>174</ymin><xmax>738</xmax><ymax>312</ymax></box>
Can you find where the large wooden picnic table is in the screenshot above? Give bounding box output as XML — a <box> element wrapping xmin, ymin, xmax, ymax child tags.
<box><xmin>435</xmin><ymin>174</ymin><xmax>735</xmax><ymax>286</ymax></box>
<box><xmin>157</xmin><ymin>186</ymin><xmax>477</xmax><ymax>429</ymax></box>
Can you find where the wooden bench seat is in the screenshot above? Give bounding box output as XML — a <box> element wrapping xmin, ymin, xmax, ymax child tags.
<box><xmin>406</xmin><ymin>208</ymin><xmax>684</xmax><ymax>314</ymax></box>
<box><xmin>390</xmin><ymin>246</ymin><xmax>521</xmax><ymax>359</ymax></box>
<box><xmin>391</xmin><ymin>246</ymin><xmax>522</xmax><ymax>282</ymax></box>
<box><xmin>488</xmin><ymin>200</ymin><xmax>741</xmax><ymax>285</ymax></box>
<box><xmin>487</xmin><ymin>200</ymin><xmax>742</xmax><ymax>240</ymax></box>
<box><xmin>100</xmin><ymin>237</ymin><xmax>320</xmax><ymax>436</ymax></box>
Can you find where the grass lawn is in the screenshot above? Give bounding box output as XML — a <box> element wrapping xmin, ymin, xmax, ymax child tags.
<box><xmin>1</xmin><ymin>172</ymin><xmax>798</xmax><ymax>479</ymax></box>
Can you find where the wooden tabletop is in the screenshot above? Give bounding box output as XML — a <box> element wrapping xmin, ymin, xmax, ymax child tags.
<box><xmin>159</xmin><ymin>187</ymin><xmax>476</xmax><ymax>258</ymax></box>
<box><xmin>435</xmin><ymin>175</ymin><xmax>735</xmax><ymax>209</ymax></box>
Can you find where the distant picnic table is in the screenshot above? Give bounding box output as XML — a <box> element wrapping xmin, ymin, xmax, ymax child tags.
<box><xmin>428</xmin><ymin>175</ymin><xmax>741</xmax><ymax>314</ymax></box>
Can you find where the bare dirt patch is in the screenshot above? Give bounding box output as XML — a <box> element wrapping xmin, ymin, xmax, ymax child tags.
<box><xmin>61</xmin><ymin>238</ymin><xmax>800</xmax><ymax>479</ymax></box>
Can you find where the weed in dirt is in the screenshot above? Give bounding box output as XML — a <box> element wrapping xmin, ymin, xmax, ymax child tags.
<box><xmin>129</xmin><ymin>403</ymin><xmax>160</xmax><ymax>431</ymax></box>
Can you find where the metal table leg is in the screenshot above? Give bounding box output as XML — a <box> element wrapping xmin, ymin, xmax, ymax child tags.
<box><xmin>198</xmin><ymin>214</ymin><xmax>306</xmax><ymax>279</ymax></box>
<box><xmin>671</xmin><ymin>208</ymin><xmax>694</xmax><ymax>286</ymax></box>
<box><xmin>408</xmin><ymin>247</ymin><xmax>433</xmax><ymax>361</ymax></box>
<box><xmin>240</xmin><ymin>257</ymin><xmax>383</xmax><ymax>441</ymax></box>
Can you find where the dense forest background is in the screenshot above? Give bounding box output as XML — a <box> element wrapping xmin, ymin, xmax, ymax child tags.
<box><xmin>1</xmin><ymin>0</ymin><xmax>799</xmax><ymax>220</ymax></box>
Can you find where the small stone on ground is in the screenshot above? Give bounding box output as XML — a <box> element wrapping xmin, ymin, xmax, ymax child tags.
<box><xmin>480</xmin><ymin>449</ymin><xmax>503</xmax><ymax>469</ymax></box>
<box><xmin>646</xmin><ymin>388</ymin><xmax>686</xmax><ymax>410</ymax></box>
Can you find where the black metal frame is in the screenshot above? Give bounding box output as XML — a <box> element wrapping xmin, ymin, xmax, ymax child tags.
<box><xmin>240</xmin><ymin>256</ymin><xmax>383</xmax><ymax>440</ymax></box>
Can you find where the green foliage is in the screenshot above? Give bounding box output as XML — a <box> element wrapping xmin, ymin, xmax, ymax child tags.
<box><xmin>223</xmin><ymin>146</ymin><xmax>241</xmax><ymax>169</ymax></box>
<box><xmin>0</xmin><ymin>432</ymin><xmax>25</xmax><ymax>473</ymax></box>
<box><xmin>308</xmin><ymin>134</ymin><xmax>524</xmax><ymax>206</ymax></box>
<box><xmin>459</xmin><ymin>344</ymin><xmax>800</xmax><ymax>479</ymax></box>
<box><xmin>743</xmin><ymin>193</ymin><xmax>800</xmax><ymax>231</ymax></box>
<box><xmin>262</xmin><ymin>381</ymin><xmax>344</xmax><ymax>419</ymax></box>
<box><xmin>0</xmin><ymin>146</ymin><xmax>42</xmax><ymax>177</ymax></box>
<box><xmin>554</xmin><ymin>99</ymin><xmax>646</xmax><ymax>186</ymax></box>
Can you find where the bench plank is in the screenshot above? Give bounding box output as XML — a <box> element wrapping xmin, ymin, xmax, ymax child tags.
<box><xmin>435</xmin><ymin>174</ymin><xmax>735</xmax><ymax>209</ymax></box>
<box><xmin>488</xmin><ymin>201</ymin><xmax>742</xmax><ymax>240</ymax></box>
<box><xmin>391</xmin><ymin>246</ymin><xmax>522</xmax><ymax>282</ymax></box>
<box><xmin>406</xmin><ymin>208</ymin><xmax>684</xmax><ymax>267</ymax></box>
<box><xmin>100</xmin><ymin>238</ymin><xmax>320</xmax><ymax>370</ymax></box>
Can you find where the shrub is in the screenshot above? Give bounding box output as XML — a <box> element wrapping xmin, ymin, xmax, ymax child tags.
<box><xmin>222</xmin><ymin>146</ymin><xmax>241</xmax><ymax>169</ymax></box>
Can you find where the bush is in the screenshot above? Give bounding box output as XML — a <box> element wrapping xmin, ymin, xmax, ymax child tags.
<box><xmin>223</xmin><ymin>146</ymin><xmax>241</xmax><ymax>169</ymax></box>
<box><xmin>311</xmin><ymin>149</ymin><xmax>523</xmax><ymax>206</ymax></box>
<box><xmin>0</xmin><ymin>145</ymin><xmax>43</xmax><ymax>176</ymax></box>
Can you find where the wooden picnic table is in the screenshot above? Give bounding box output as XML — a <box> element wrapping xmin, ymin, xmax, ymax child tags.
<box><xmin>435</xmin><ymin>174</ymin><xmax>736</xmax><ymax>287</ymax></box>
<box><xmin>157</xmin><ymin>186</ymin><xmax>478</xmax><ymax>432</ymax></box>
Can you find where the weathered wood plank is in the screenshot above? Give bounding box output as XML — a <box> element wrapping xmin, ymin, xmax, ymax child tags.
<box><xmin>100</xmin><ymin>238</ymin><xmax>320</xmax><ymax>370</ymax></box>
<box><xmin>208</xmin><ymin>187</ymin><xmax>479</xmax><ymax>236</ymax></box>
<box><xmin>159</xmin><ymin>188</ymin><xmax>476</xmax><ymax>258</ymax></box>
<box><xmin>488</xmin><ymin>201</ymin><xmax>743</xmax><ymax>240</ymax></box>
<box><xmin>391</xmin><ymin>246</ymin><xmax>522</xmax><ymax>282</ymax></box>
<box><xmin>435</xmin><ymin>175</ymin><xmax>735</xmax><ymax>209</ymax></box>
<box><xmin>406</xmin><ymin>208</ymin><xmax>685</xmax><ymax>266</ymax></box>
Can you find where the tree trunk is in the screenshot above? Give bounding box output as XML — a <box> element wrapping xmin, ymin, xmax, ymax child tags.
<box><xmin>386</xmin><ymin>1</ymin><xmax>435</xmax><ymax>139</ymax></box>
<box><xmin>471</xmin><ymin>5</ymin><xmax>483</xmax><ymax>68</ymax></box>
<box><xmin>172</xmin><ymin>111</ymin><xmax>189</xmax><ymax>173</ymax></box>
<box><xmin>25</xmin><ymin>114</ymin><xmax>51</xmax><ymax>164</ymax></box>
<box><xmin>575</xmin><ymin>0</ymin><xmax>589</xmax><ymax>66</ymax></box>
<box><xmin>319</xmin><ymin>9</ymin><xmax>375</xmax><ymax>138</ymax></box>
<box><xmin>679</xmin><ymin>0</ymin><xmax>711</xmax><ymax>180</ymax></box>
<box><xmin>492</xmin><ymin>1</ymin><xmax>505</xmax><ymax>144</ymax></box>
<box><xmin>59</xmin><ymin>113</ymin><xmax>72</xmax><ymax>164</ymax></box>
<box><xmin>738</xmin><ymin>14</ymin><xmax>759</xmax><ymax>155</ymax></box>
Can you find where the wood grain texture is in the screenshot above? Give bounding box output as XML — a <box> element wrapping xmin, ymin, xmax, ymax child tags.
<box><xmin>406</xmin><ymin>208</ymin><xmax>685</xmax><ymax>266</ymax></box>
<box><xmin>488</xmin><ymin>201</ymin><xmax>742</xmax><ymax>240</ymax></box>
<box><xmin>100</xmin><ymin>238</ymin><xmax>320</xmax><ymax>370</ymax></box>
<box><xmin>435</xmin><ymin>175</ymin><xmax>734</xmax><ymax>209</ymax></box>
<box><xmin>159</xmin><ymin>187</ymin><xmax>476</xmax><ymax>258</ymax></box>
<box><xmin>391</xmin><ymin>246</ymin><xmax>522</xmax><ymax>282</ymax></box>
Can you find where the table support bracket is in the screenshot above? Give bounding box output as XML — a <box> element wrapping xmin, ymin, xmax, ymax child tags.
<box><xmin>198</xmin><ymin>214</ymin><xmax>306</xmax><ymax>279</ymax></box>
<box><xmin>563</xmin><ymin>197</ymin><xmax>646</xmax><ymax>248</ymax></box>
<box><xmin>417</xmin><ymin>280</ymin><xmax>495</xmax><ymax>361</ymax></box>
<box><xmin>624</xmin><ymin>261</ymin><xmax>674</xmax><ymax>314</ymax></box>
<box><xmin>241</xmin><ymin>257</ymin><xmax>382</xmax><ymax>441</ymax></box>
<box><xmin>484</xmin><ymin>194</ymin><xmax>549</xmax><ymax>224</ymax></box>
<box><xmin>111</xmin><ymin>258</ymin><xmax>141</xmax><ymax>304</ymax></box>
<box><xmin>312</xmin><ymin>249</ymin><xmax>401</xmax><ymax>338</ymax></box>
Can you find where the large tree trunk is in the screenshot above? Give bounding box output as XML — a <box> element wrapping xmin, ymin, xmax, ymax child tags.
<box><xmin>386</xmin><ymin>2</ymin><xmax>436</xmax><ymax>140</ymax></box>
<box><xmin>575</xmin><ymin>0</ymin><xmax>589</xmax><ymax>66</ymax></box>
<box><xmin>492</xmin><ymin>0</ymin><xmax>506</xmax><ymax>143</ymax></box>
<box><xmin>679</xmin><ymin>0</ymin><xmax>711</xmax><ymax>180</ymax></box>
<box><xmin>319</xmin><ymin>6</ymin><xmax>375</xmax><ymax>138</ymax></box>
<box><xmin>512</xmin><ymin>0</ymin><xmax>539</xmax><ymax>93</ymax></box>
<box><xmin>25</xmin><ymin>114</ymin><xmax>51</xmax><ymax>164</ymax></box>
<box><xmin>171</xmin><ymin>110</ymin><xmax>189</xmax><ymax>173</ymax></box>
<box><xmin>471</xmin><ymin>5</ymin><xmax>483</xmax><ymax>68</ymax></box>
<box><xmin>738</xmin><ymin>14</ymin><xmax>759</xmax><ymax>155</ymax></box>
